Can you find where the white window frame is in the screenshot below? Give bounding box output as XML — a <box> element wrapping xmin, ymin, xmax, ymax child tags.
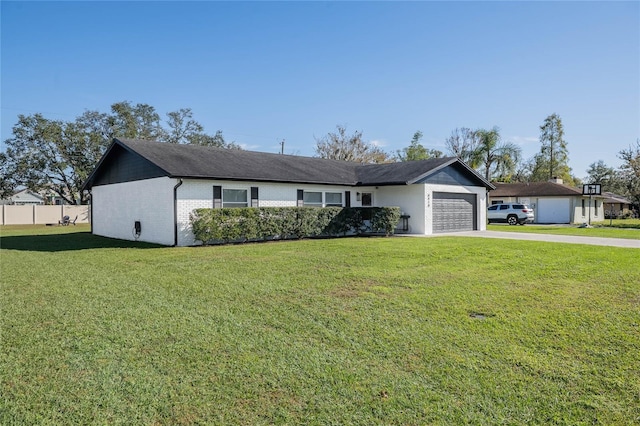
<box><xmin>303</xmin><ymin>191</ymin><xmax>344</xmax><ymax>208</ymax></box>
<box><xmin>223</xmin><ymin>188</ymin><xmax>248</xmax><ymax>208</ymax></box>
<box><xmin>325</xmin><ymin>192</ymin><xmax>343</xmax><ymax>207</ymax></box>
<box><xmin>303</xmin><ymin>191</ymin><xmax>323</xmax><ymax>208</ymax></box>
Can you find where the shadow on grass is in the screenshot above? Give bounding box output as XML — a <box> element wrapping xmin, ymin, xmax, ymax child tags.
<box><xmin>0</xmin><ymin>232</ymin><xmax>164</xmax><ymax>252</ymax></box>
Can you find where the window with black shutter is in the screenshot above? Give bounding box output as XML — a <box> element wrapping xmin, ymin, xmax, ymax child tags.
<box><xmin>251</xmin><ymin>187</ymin><xmax>259</xmax><ymax>207</ymax></box>
<box><xmin>213</xmin><ymin>186</ymin><xmax>222</xmax><ymax>208</ymax></box>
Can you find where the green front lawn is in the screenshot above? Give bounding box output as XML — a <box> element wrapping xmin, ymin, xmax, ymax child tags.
<box><xmin>2</xmin><ymin>226</ymin><xmax>639</xmax><ymax>424</ymax></box>
<box><xmin>488</xmin><ymin>223</ymin><xmax>640</xmax><ymax>239</ymax></box>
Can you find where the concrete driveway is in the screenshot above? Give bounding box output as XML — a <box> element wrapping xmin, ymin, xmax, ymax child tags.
<box><xmin>413</xmin><ymin>230</ymin><xmax>640</xmax><ymax>248</ymax></box>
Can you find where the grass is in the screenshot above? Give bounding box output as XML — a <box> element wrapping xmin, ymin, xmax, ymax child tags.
<box><xmin>488</xmin><ymin>221</ymin><xmax>640</xmax><ymax>240</ymax></box>
<box><xmin>2</xmin><ymin>226</ymin><xmax>639</xmax><ymax>424</ymax></box>
<box><xmin>595</xmin><ymin>218</ymin><xmax>640</xmax><ymax>229</ymax></box>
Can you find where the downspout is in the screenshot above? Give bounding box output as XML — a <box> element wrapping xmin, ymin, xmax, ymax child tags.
<box><xmin>173</xmin><ymin>179</ymin><xmax>183</xmax><ymax>247</ymax></box>
<box><xmin>88</xmin><ymin>190</ymin><xmax>93</xmax><ymax>234</ymax></box>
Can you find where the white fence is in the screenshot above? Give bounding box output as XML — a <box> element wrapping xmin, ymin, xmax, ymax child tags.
<box><xmin>1</xmin><ymin>205</ymin><xmax>90</xmax><ymax>225</ymax></box>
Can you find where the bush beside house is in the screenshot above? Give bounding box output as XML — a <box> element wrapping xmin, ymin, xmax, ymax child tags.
<box><xmin>190</xmin><ymin>207</ymin><xmax>401</xmax><ymax>245</ymax></box>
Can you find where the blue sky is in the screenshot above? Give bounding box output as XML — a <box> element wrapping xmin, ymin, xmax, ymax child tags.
<box><xmin>2</xmin><ymin>1</ymin><xmax>638</xmax><ymax>179</ymax></box>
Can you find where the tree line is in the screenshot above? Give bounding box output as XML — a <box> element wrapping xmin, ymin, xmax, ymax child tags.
<box><xmin>0</xmin><ymin>102</ymin><xmax>238</xmax><ymax>204</ymax></box>
<box><xmin>1</xmin><ymin>104</ymin><xmax>638</xmax><ymax>209</ymax></box>
<box><xmin>315</xmin><ymin>115</ymin><xmax>639</xmax><ymax>208</ymax></box>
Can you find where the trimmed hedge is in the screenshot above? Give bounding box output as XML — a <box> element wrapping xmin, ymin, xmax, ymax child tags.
<box><xmin>190</xmin><ymin>206</ymin><xmax>401</xmax><ymax>245</ymax></box>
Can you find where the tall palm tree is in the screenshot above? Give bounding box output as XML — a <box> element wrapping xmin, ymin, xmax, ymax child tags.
<box><xmin>470</xmin><ymin>127</ymin><xmax>521</xmax><ymax>182</ymax></box>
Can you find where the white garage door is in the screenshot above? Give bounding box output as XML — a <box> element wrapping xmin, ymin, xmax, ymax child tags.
<box><xmin>537</xmin><ymin>198</ymin><xmax>570</xmax><ymax>223</ymax></box>
<box><xmin>432</xmin><ymin>192</ymin><xmax>477</xmax><ymax>233</ymax></box>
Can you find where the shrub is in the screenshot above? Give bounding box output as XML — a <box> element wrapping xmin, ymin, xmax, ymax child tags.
<box><xmin>190</xmin><ymin>207</ymin><xmax>401</xmax><ymax>245</ymax></box>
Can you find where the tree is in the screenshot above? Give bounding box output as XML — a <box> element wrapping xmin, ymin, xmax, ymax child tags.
<box><xmin>187</xmin><ymin>130</ymin><xmax>241</xmax><ymax>149</ymax></box>
<box><xmin>618</xmin><ymin>139</ymin><xmax>640</xmax><ymax>208</ymax></box>
<box><xmin>470</xmin><ymin>127</ymin><xmax>521</xmax><ymax>181</ymax></box>
<box><xmin>3</xmin><ymin>102</ymin><xmax>239</xmax><ymax>204</ymax></box>
<box><xmin>444</xmin><ymin>127</ymin><xmax>479</xmax><ymax>164</ymax></box>
<box><xmin>585</xmin><ymin>160</ymin><xmax>625</xmax><ymax>194</ymax></box>
<box><xmin>314</xmin><ymin>125</ymin><xmax>390</xmax><ymax>163</ymax></box>
<box><xmin>108</xmin><ymin>101</ymin><xmax>165</xmax><ymax>140</ymax></box>
<box><xmin>0</xmin><ymin>152</ymin><xmax>16</xmax><ymax>199</ymax></box>
<box><xmin>395</xmin><ymin>131</ymin><xmax>443</xmax><ymax>161</ymax></box>
<box><xmin>538</xmin><ymin>113</ymin><xmax>570</xmax><ymax>180</ymax></box>
<box><xmin>165</xmin><ymin>108</ymin><xmax>204</xmax><ymax>144</ymax></box>
<box><xmin>3</xmin><ymin>113</ymin><xmax>106</xmax><ymax>204</ymax></box>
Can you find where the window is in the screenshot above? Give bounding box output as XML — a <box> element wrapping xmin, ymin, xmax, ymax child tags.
<box><xmin>488</xmin><ymin>205</ymin><xmax>499</xmax><ymax>211</ymax></box>
<box><xmin>361</xmin><ymin>192</ymin><xmax>372</xmax><ymax>207</ymax></box>
<box><xmin>582</xmin><ymin>199</ymin><xmax>586</xmax><ymax>216</ymax></box>
<box><xmin>223</xmin><ymin>189</ymin><xmax>248</xmax><ymax>208</ymax></box>
<box><xmin>499</xmin><ymin>205</ymin><xmax>509</xmax><ymax>210</ymax></box>
<box><xmin>325</xmin><ymin>192</ymin><xmax>342</xmax><ymax>207</ymax></box>
<box><xmin>491</xmin><ymin>200</ymin><xmax>504</xmax><ymax>205</ymax></box>
<box><xmin>594</xmin><ymin>200</ymin><xmax>599</xmax><ymax>216</ymax></box>
<box><xmin>303</xmin><ymin>191</ymin><xmax>323</xmax><ymax>207</ymax></box>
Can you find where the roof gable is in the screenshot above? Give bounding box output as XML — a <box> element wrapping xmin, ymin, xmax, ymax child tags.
<box><xmin>417</xmin><ymin>162</ymin><xmax>487</xmax><ymax>187</ymax></box>
<box><xmin>11</xmin><ymin>189</ymin><xmax>44</xmax><ymax>202</ymax></box>
<box><xmin>88</xmin><ymin>141</ymin><xmax>168</xmax><ymax>187</ymax></box>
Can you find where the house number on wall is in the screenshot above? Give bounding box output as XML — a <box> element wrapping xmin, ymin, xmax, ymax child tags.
<box><xmin>427</xmin><ymin>194</ymin><xmax>431</xmax><ymax>208</ymax></box>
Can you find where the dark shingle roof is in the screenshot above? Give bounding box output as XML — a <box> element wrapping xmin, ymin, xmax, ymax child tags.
<box><xmin>356</xmin><ymin>157</ymin><xmax>455</xmax><ymax>185</ymax></box>
<box><xmin>602</xmin><ymin>192</ymin><xmax>632</xmax><ymax>204</ymax></box>
<box><xmin>491</xmin><ymin>182</ymin><xmax>587</xmax><ymax>197</ymax></box>
<box><xmin>84</xmin><ymin>138</ymin><xmax>494</xmax><ymax>189</ymax></box>
<box><xmin>116</xmin><ymin>138</ymin><xmax>360</xmax><ymax>185</ymax></box>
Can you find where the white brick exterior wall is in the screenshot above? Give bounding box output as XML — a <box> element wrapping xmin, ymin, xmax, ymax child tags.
<box><xmin>92</xmin><ymin>177</ymin><xmax>176</xmax><ymax>246</ymax></box>
<box><xmin>176</xmin><ymin>180</ymin><xmax>353</xmax><ymax>246</ymax></box>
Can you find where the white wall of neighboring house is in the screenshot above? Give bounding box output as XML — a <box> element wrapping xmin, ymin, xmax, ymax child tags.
<box><xmin>488</xmin><ymin>195</ymin><xmax>606</xmax><ymax>224</ymax></box>
<box><xmin>92</xmin><ymin>177</ymin><xmax>176</xmax><ymax>246</ymax></box>
<box><xmin>572</xmin><ymin>197</ymin><xmax>605</xmax><ymax>223</ymax></box>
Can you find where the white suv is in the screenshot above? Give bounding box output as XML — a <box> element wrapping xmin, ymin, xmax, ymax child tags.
<box><xmin>487</xmin><ymin>203</ymin><xmax>534</xmax><ymax>225</ymax></box>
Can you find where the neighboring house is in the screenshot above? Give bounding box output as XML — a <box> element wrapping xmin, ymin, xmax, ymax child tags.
<box><xmin>1</xmin><ymin>189</ymin><xmax>45</xmax><ymax>205</ymax></box>
<box><xmin>0</xmin><ymin>187</ymin><xmax>69</xmax><ymax>206</ymax></box>
<box><xmin>602</xmin><ymin>192</ymin><xmax>634</xmax><ymax>218</ymax></box>
<box><xmin>489</xmin><ymin>179</ymin><xmax>605</xmax><ymax>224</ymax></box>
<box><xmin>83</xmin><ymin>138</ymin><xmax>495</xmax><ymax>246</ymax></box>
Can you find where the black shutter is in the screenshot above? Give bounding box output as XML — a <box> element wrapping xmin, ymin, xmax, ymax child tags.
<box><xmin>213</xmin><ymin>185</ymin><xmax>222</xmax><ymax>208</ymax></box>
<box><xmin>251</xmin><ymin>187</ymin><xmax>259</xmax><ymax>208</ymax></box>
<box><xmin>345</xmin><ymin>191</ymin><xmax>351</xmax><ymax>208</ymax></box>
<box><xmin>297</xmin><ymin>189</ymin><xmax>304</xmax><ymax>207</ymax></box>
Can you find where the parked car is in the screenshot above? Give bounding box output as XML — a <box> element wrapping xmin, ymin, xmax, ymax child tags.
<box><xmin>487</xmin><ymin>203</ymin><xmax>534</xmax><ymax>225</ymax></box>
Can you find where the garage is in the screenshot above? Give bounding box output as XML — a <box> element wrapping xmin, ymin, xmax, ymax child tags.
<box><xmin>537</xmin><ymin>198</ymin><xmax>571</xmax><ymax>223</ymax></box>
<box><xmin>432</xmin><ymin>192</ymin><xmax>477</xmax><ymax>233</ymax></box>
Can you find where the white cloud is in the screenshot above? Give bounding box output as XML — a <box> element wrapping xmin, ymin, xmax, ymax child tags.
<box><xmin>369</xmin><ymin>139</ymin><xmax>387</xmax><ymax>147</ymax></box>
<box><xmin>238</xmin><ymin>143</ymin><xmax>261</xmax><ymax>151</ymax></box>
<box><xmin>510</xmin><ymin>136</ymin><xmax>539</xmax><ymax>146</ymax></box>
